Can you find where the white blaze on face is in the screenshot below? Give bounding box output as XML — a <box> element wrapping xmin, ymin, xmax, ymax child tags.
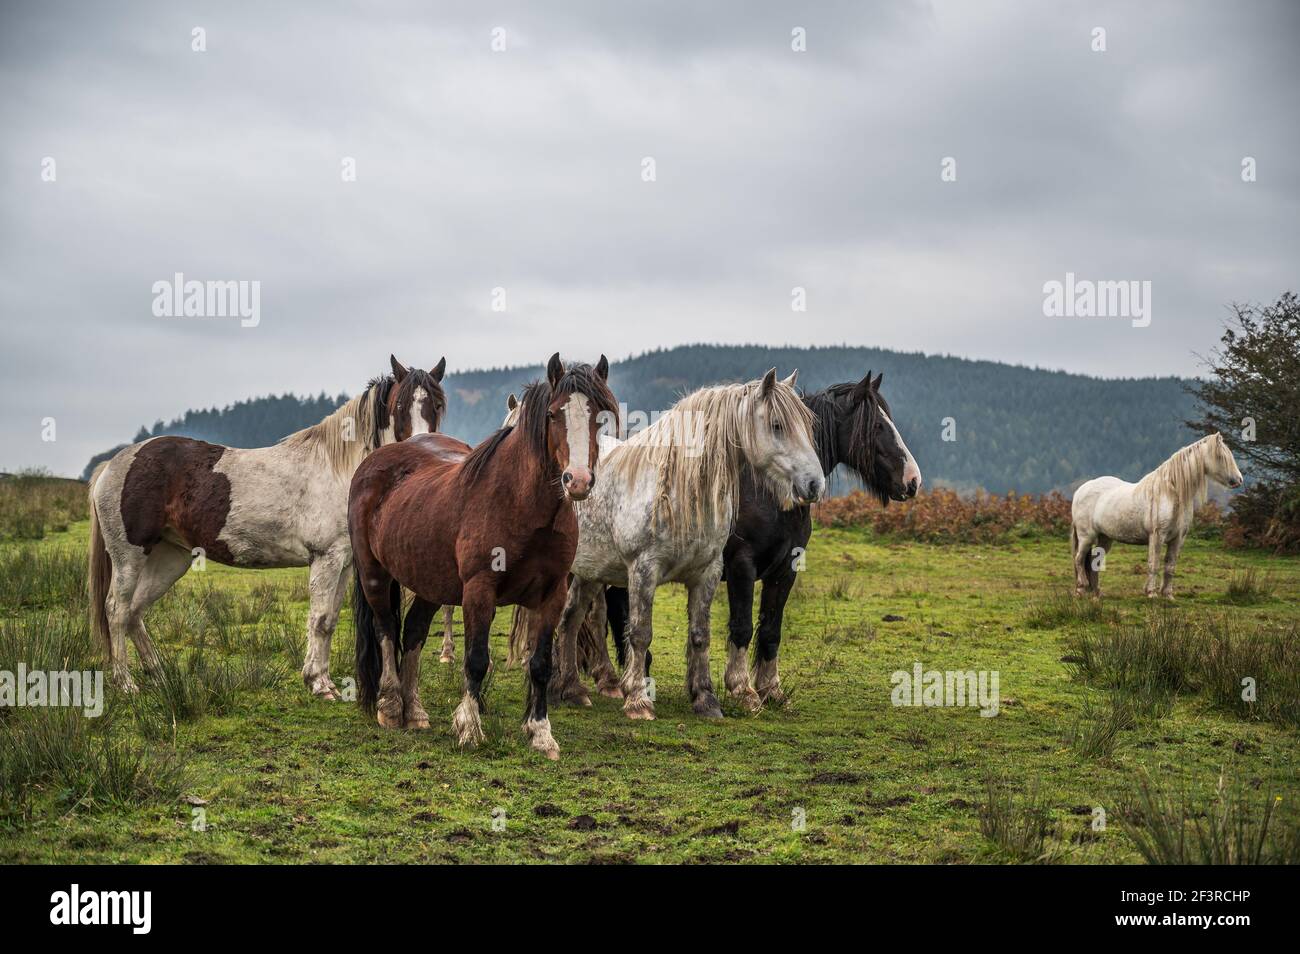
<box><xmin>408</xmin><ymin>387</ymin><xmax>432</xmax><ymax>436</ymax></box>
<box><xmin>882</xmin><ymin>409</ymin><xmax>921</xmax><ymax>488</ymax></box>
<box><xmin>563</xmin><ymin>393</ymin><xmax>590</xmax><ymax>471</ymax></box>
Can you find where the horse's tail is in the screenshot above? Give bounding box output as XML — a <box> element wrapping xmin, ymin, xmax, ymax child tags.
<box><xmin>87</xmin><ymin>462</ymin><xmax>113</xmax><ymax>659</ymax></box>
<box><xmin>353</xmin><ymin>569</ymin><xmax>400</xmax><ymax>715</ymax></box>
<box><xmin>507</xmin><ymin>604</ymin><xmax>533</xmax><ymax>666</ymax></box>
<box><xmin>605</xmin><ymin>586</ymin><xmax>630</xmax><ymax>668</ymax></box>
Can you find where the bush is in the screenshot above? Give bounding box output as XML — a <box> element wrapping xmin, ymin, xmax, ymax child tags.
<box><xmin>814</xmin><ymin>488</ymin><xmax>1072</xmax><ymax>543</ymax></box>
<box><xmin>1223</xmin><ymin>481</ymin><xmax>1300</xmax><ymax>554</ymax></box>
<box><xmin>0</xmin><ymin>471</ymin><xmax>88</xmax><ymax>541</ymax></box>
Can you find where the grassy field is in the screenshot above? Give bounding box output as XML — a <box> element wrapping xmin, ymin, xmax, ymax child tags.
<box><xmin>2</xmin><ymin>511</ymin><xmax>1298</xmax><ymax>864</ymax></box>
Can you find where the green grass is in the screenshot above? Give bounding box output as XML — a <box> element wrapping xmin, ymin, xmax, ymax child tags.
<box><xmin>1</xmin><ymin>520</ymin><xmax>1297</xmax><ymax>863</ymax></box>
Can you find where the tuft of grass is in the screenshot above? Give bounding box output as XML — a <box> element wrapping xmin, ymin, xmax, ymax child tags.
<box><xmin>1200</xmin><ymin>621</ymin><xmax>1300</xmax><ymax>727</ymax></box>
<box><xmin>977</xmin><ymin>774</ymin><xmax>1064</xmax><ymax>863</ymax></box>
<box><xmin>1025</xmin><ymin>593</ymin><xmax>1118</xmax><ymax>630</ymax></box>
<box><xmin>1069</xmin><ymin>612</ymin><xmax>1300</xmax><ymax>727</ymax></box>
<box><xmin>131</xmin><ymin>643</ymin><xmax>290</xmax><ymax>739</ymax></box>
<box><xmin>0</xmin><ymin>611</ymin><xmax>96</xmax><ymax>674</ymax></box>
<box><xmin>1224</xmin><ymin>568</ymin><xmax>1274</xmax><ymax>605</ymax></box>
<box><xmin>0</xmin><ymin>707</ymin><xmax>185</xmax><ymax>818</ymax></box>
<box><xmin>1066</xmin><ymin>693</ymin><xmax>1136</xmax><ymax>760</ymax></box>
<box><xmin>0</xmin><ymin>544</ymin><xmax>87</xmax><ymax>612</ymax></box>
<box><xmin>1122</xmin><ymin>769</ymin><xmax>1300</xmax><ymax>865</ymax></box>
<box><xmin>821</xmin><ymin>575</ymin><xmax>862</xmax><ymax>601</ymax></box>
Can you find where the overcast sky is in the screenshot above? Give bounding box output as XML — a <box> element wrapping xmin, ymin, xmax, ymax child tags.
<box><xmin>2</xmin><ymin>0</ymin><xmax>1297</xmax><ymax>475</ymax></box>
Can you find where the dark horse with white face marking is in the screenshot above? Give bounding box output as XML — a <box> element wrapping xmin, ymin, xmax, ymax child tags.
<box><xmin>596</xmin><ymin>372</ymin><xmax>920</xmax><ymax>706</ymax></box>
<box><xmin>720</xmin><ymin>372</ymin><xmax>920</xmax><ymax>707</ymax></box>
<box><xmin>88</xmin><ymin>356</ymin><xmax>445</xmax><ymax>697</ymax></box>
<box><xmin>349</xmin><ymin>354</ymin><xmax>616</xmax><ymax>759</ymax></box>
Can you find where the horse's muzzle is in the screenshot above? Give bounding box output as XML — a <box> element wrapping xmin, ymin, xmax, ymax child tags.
<box><xmin>563</xmin><ymin>466</ymin><xmax>594</xmax><ymax>500</ymax></box>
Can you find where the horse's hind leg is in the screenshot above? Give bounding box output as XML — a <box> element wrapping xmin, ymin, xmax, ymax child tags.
<box><xmin>685</xmin><ymin>566</ymin><xmax>723</xmax><ymax>719</ymax></box>
<box><xmin>724</xmin><ymin>562</ymin><xmax>759</xmax><ymax>710</ymax></box>
<box><xmin>126</xmin><ymin>542</ymin><xmax>192</xmax><ymax>676</ymax></box>
<box><xmin>579</xmin><ymin>589</ymin><xmax>622</xmax><ymax>698</ymax></box>
<box><xmin>104</xmin><ymin>545</ymin><xmax>148</xmax><ymax>691</ymax></box>
<box><xmin>753</xmin><ymin>567</ymin><xmax>796</xmax><ymax>706</ymax></box>
<box><xmin>439</xmin><ymin>606</ymin><xmax>455</xmax><ymax>663</ymax></box>
<box><xmin>550</xmin><ymin>577</ymin><xmax>600</xmax><ymax>707</ymax></box>
<box><xmin>1071</xmin><ymin>525</ymin><xmax>1094</xmax><ymax>596</ymax></box>
<box><xmin>400</xmin><ymin>597</ymin><xmax>437</xmax><ymax>729</ymax></box>
<box><xmin>452</xmin><ymin>577</ymin><xmax>496</xmax><ymax>747</ymax></box>
<box><xmin>302</xmin><ymin>544</ymin><xmax>350</xmax><ymax>699</ymax></box>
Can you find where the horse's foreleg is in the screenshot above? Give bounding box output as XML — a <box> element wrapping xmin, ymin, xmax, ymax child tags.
<box><xmin>439</xmin><ymin>606</ymin><xmax>455</xmax><ymax>664</ymax></box>
<box><xmin>685</xmin><ymin>565</ymin><xmax>723</xmax><ymax>719</ymax></box>
<box><xmin>1145</xmin><ymin>531</ymin><xmax>1162</xmax><ymax>598</ymax></box>
<box><xmin>753</xmin><ymin>567</ymin><xmax>796</xmax><ymax>706</ymax></box>
<box><xmin>303</xmin><ymin>545</ymin><xmax>350</xmax><ymax>699</ymax></box>
<box><xmin>400</xmin><ymin>598</ymin><xmax>437</xmax><ymax>729</ymax></box>
<box><xmin>452</xmin><ymin>578</ymin><xmax>495</xmax><ymax>747</ymax></box>
<box><xmin>1161</xmin><ymin>533</ymin><xmax>1185</xmax><ymax>599</ymax></box>
<box><xmin>619</xmin><ymin>560</ymin><xmax>659</xmax><ymax>720</ymax></box>
<box><xmin>550</xmin><ymin>578</ymin><xmax>598</xmax><ymax>707</ymax></box>
<box><xmin>723</xmin><ymin>564</ymin><xmax>759</xmax><ymax>710</ymax></box>
<box><xmin>523</xmin><ymin>582</ymin><xmax>566</xmax><ymax>760</ymax></box>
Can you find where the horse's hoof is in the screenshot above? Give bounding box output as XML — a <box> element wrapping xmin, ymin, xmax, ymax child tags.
<box><xmin>377</xmin><ymin>709</ymin><xmax>403</xmax><ymax>729</ymax></box>
<box><xmin>732</xmin><ymin>688</ymin><xmax>763</xmax><ymax>713</ymax></box>
<box><xmin>524</xmin><ymin>719</ymin><xmax>561</xmax><ymax>760</ymax></box>
<box><xmin>404</xmin><ymin>712</ymin><xmax>431</xmax><ymax>730</ymax></box>
<box><xmin>757</xmin><ymin>686</ymin><xmax>786</xmax><ymax>706</ymax></box>
<box><xmin>693</xmin><ymin>695</ymin><xmax>724</xmax><ymax>719</ymax></box>
<box><xmin>550</xmin><ymin>681</ymin><xmax>592</xmax><ymax>707</ymax></box>
<box><xmin>112</xmin><ymin>675</ymin><xmax>140</xmax><ymax>694</ymax></box>
<box><xmin>624</xmin><ymin>698</ymin><xmax>656</xmax><ymax>720</ymax></box>
<box><xmin>438</xmin><ymin>653</ymin><xmax>454</xmax><ymax>664</ymax></box>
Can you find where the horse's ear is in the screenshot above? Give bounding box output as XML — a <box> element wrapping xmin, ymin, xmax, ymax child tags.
<box><xmin>595</xmin><ymin>354</ymin><xmax>610</xmax><ymax>381</ymax></box>
<box><xmin>850</xmin><ymin>371</ymin><xmax>873</xmax><ymax>406</ymax></box>
<box><xmin>547</xmin><ymin>352</ymin><xmax>565</xmax><ymax>389</ymax></box>
<box><xmin>430</xmin><ymin>357</ymin><xmax>446</xmax><ymax>382</ymax></box>
<box><xmin>507</xmin><ymin>393</ymin><xmax>518</xmax><ymax>411</ymax></box>
<box><xmin>760</xmin><ymin>368</ymin><xmax>778</xmax><ymax>395</ymax></box>
<box><xmin>390</xmin><ymin>354</ymin><xmax>409</xmax><ymax>383</ymax></box>
<box><xmin>781</xmin><ymin>369</ymin><xmax>799</xmax><ymax>389</ymax></box>
<box><xmin>872</xmin><ymin>372</ymin><xmax>884</xmax><ymax>392</ymax></box>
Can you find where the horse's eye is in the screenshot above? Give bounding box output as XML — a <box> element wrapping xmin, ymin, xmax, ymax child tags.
<box><xmin>773</xmin><ymin>420</ymin><xmax>783</xmax><ymax>433</ymax></box>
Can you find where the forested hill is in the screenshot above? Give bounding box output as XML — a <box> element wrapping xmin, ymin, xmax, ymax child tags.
<box><xmin>83</xmin><ymin>345</ymin><xmax>1201</xmax><ymax>495</ymax></box>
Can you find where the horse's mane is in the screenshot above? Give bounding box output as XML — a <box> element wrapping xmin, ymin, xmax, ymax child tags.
<box><xmin>280</xmin><ymin>377</ymin><xmax>389</xmax><ymax>477</ymax></box>
<box><xmin>805</xmin><ymin>382</ymin><xmax>894</xmax><ymax>505</ymax></box>
<box><xmin>600</xmin><ymin>378</ymin><xmax>815</xmax><ymax>540</ymax></box>
<box><xmin>1135</xmin><ymin>433</ymin><xmax>1228</xmax><ymax>521</ymax></box>
<box><xmin>459</xmin><ymin>363</ymin><xmax>618</xmax><ymax>487</ymax></box>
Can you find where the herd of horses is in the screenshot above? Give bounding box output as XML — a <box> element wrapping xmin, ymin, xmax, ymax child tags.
<box><xmin>85</xmin><ymin>354</ymin><xmax>1241</xmax><ymax>760</ymax></box>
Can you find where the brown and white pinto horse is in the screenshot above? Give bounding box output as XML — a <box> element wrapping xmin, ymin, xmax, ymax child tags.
<box><xmin>88</xmin><ymin>356</ymin><xmax>446</xmax><ymax>696</ymax></box>
<box><xmin>350</xmin><ymin>355</ymin><xmax>615</xmax><ymax>760</ymax></box>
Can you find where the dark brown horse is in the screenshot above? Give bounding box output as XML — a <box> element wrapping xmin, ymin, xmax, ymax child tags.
<box><xmin>349</xmin><ymin>354</ymin><xmax>616</xmax><ymax>759</ymax></box>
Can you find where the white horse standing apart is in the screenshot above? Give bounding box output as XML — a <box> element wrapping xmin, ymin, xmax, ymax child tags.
<box><xmin>553</xmin><ymin>370</ymin><xmax>825</xmax><ymax>719</ymax></box>
<box><xmin>1071</xmin><ymin>432</ymin><xmax>1242</xmax><ymax>598</ymax></box>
